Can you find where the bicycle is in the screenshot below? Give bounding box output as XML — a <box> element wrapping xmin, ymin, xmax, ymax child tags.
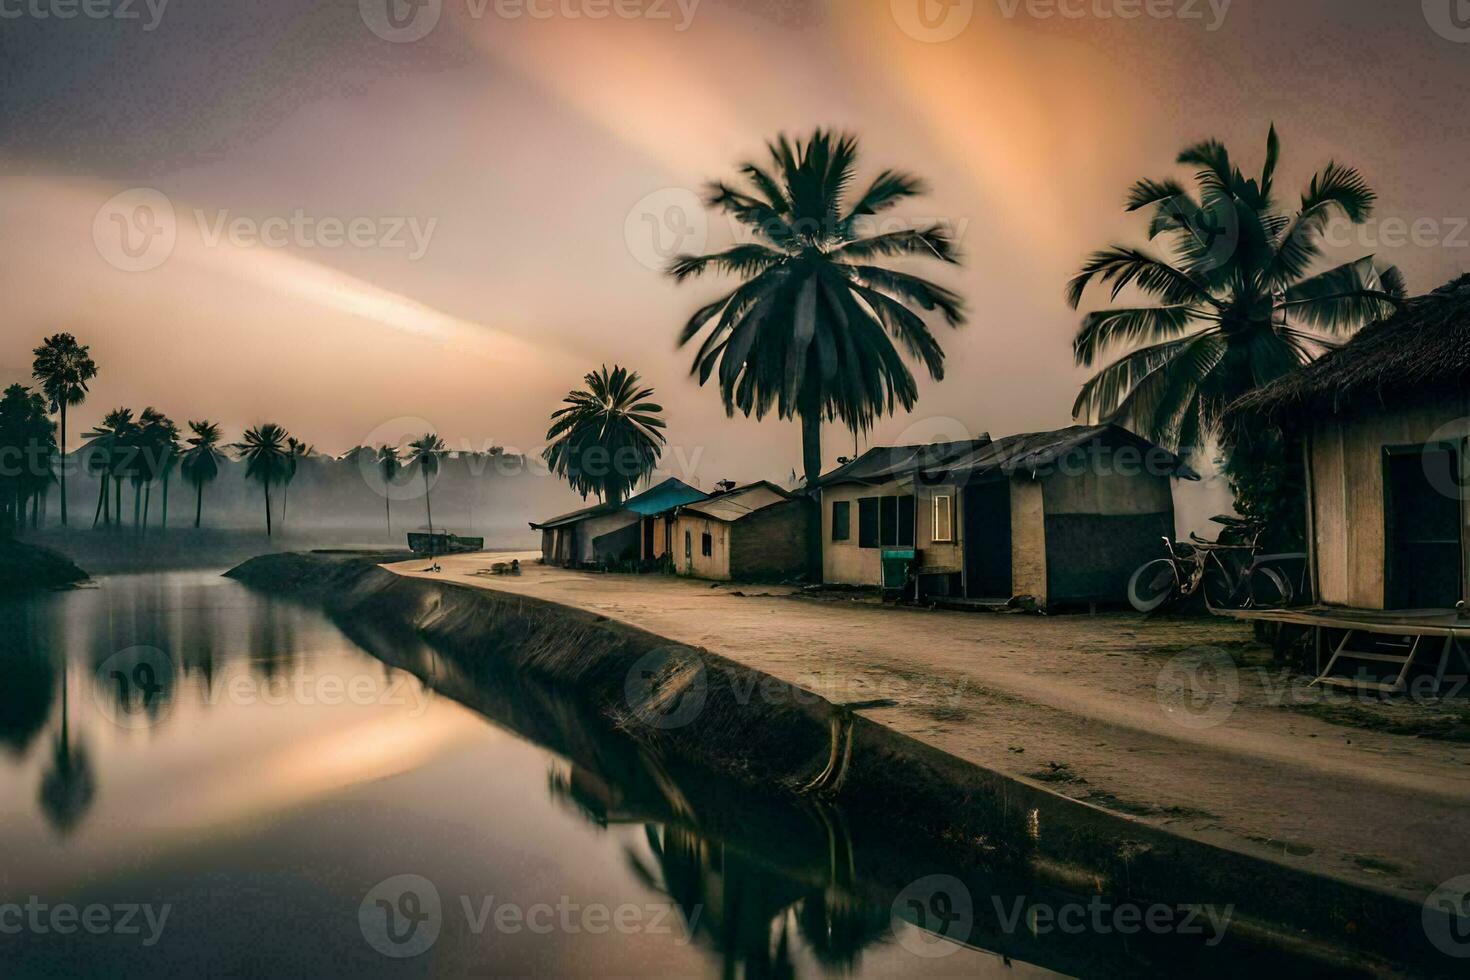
<box><xmin>1127</xmin><ymin>515</ymin><xmax>1298</xmax><ymax>613</ymax></box>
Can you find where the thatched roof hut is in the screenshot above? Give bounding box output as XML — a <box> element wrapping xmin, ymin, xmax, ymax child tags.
<box><xmin>1227</xmin><ymin>274</ymin><xmax>1470</xmax><ymax>613</ymax></box>
<box><xmin>1230</xmin><ymin>273</ymin><xmax>1470</xmax><ymax>424</ymax></box>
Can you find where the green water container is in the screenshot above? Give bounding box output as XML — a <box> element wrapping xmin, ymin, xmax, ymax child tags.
<box><xmin>880</xmin><ymin>548</ymin><xmax>916</xmax><ymax>590</ymax></box>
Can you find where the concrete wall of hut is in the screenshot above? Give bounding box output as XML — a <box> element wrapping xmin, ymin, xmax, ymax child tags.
<box><xmin>671</xmin><ymin>513</ymin><xmax>732</xmax><ymax>579</ymax></box>
<box><xmin>821</xmin><ymin>481</ymin><xmax>887</xmax><ymax>585</ymax></box>
<box><xmin>1038</xmin><ymin>465</ymin><xmax>1175</xmax><ymax>604</ymax></box>
<box><xmin>574</xmin><ymin>511</ymin><xmax>640</xmax><ymax>564</ymax></box>
<box><xmin>1308</xmin><ymin>402</ymin><xmax>1469</xmax><ymax>608</ymax></box>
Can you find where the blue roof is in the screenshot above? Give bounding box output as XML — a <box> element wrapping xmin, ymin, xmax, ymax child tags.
<box><xmin>530</xmin><ymin>478</ymin><xmax>706</xmax><ymax>529</ymax></box>
<box><xmin>623</xmin><ymin>477</ymin><xmax>708</xmax><ymax>515</ymax></box>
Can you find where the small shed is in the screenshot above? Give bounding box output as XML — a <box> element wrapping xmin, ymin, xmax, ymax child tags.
<box><xmin>659</xmin><ymin>482</ymin><xmax>810</xmax><ymax>581</ymax></box>
<box><xmin>531</xmin><ymin>477</ymin><xmax>706</xmax><ymax>567</ymax></box>
<box><xmin>1228</xmin><ymin>275</ymin><xmax>1470</xmax><ymax>613</ymax></box>
<box><xmin>818</xmin><ymin>425</ymin><xmax>1193</xmax><ymax>609</ymax></box>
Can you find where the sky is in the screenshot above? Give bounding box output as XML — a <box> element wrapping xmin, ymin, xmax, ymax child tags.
<box><xmin>1</xmin><ymin>0</ymin><xmax>1468</xmax><ymax>488</ymax></box>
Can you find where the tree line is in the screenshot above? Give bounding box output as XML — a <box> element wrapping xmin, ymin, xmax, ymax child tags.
<box><xmin>3</xmin><ymin>335</ymin><xmax>454</xmax><ymax>538</ymax></box>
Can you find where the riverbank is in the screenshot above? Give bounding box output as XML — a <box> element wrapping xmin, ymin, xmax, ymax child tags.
<box><xmin>0</xmin><ymin>537</ymin><xmax>88</xmax><ymax>591</ymax></box>
<box><xmin>379</xmin><ymin>554</ymin><xmax>1470</xmax><ymax>899</ymax></box>
<box><xmin>228</xmin><ymin>551</ymin><xmax>1467</xmax><ymax>975</ymax></box>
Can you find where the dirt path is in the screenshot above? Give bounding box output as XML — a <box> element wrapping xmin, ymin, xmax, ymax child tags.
<box><xmin>385</xmin><ymin>554</ymin><xmax>1470</xmax><ymax>899</ymax></box>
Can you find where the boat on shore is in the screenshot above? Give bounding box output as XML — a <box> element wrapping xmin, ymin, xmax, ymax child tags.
<box><xmin>406</xmin><ymin>527</ymin><xmax>484</xmax><ymax>556</ymax></box>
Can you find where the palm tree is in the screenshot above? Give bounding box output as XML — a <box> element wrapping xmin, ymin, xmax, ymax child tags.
<box><xmin>31</xmin><ymin>333</ymin><xmax>98</xmax><ymax>527</ymax></box>
<box><xmin>279</xmin><ymin>437</ymin><xmax>313</xmax><ymax>529</ymax></box>
<box><xmin>130</xmin><ymin>407</ymin><xmax>176</xmax><ymax>531</ymax></box>
<box><xmin>667</xmin><ymin>130</ymin><xmax>966</xmax><ymax>493</ymax></box>
<box><xmin>180</xmin><ymin>420</ymin><xmax>225</xmax><ymax>528</ymax></box>
<box><xmin>1068</xmin><ymin>126</ymin><xmax>1405</xmax><ymax>454</ymax></box>
<box><xmin>543</xmin><ymin>366</ymin><xmax>666</xmax><ymax>505</ymax></box>
<box><xmin>406</xmin><ymin>433</ymin><xmax>447</xmax><ymax>530</ymax></box>
<box><xmin>82</xmin><ymin>408</ymin><xmax>134</xmax><ymax>528</ymax></box>
<box><xmin>232</xmin><ymin>423</ymin><xmax>291</xmax><ymax>536</ymax></box>
<box><xmin>376</xmin><ymin>444</ymin><xmax>401</xmax><ymax>536</ymax></box>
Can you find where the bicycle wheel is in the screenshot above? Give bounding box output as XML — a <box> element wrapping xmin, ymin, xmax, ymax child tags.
<box><xmin>1128</xmin><ymin>559</ymin><xmax>1179</xmax><ymax>612</ymax></box>
<box><xmin>1250</xmin><ymin>566</ymin><xmax>1293</xmax><ymax>609</ymax></box>
<box><xmin>1202</xmin><ymin>565</ymin><xmax>1236</xmax><ymax>610</ymax></box>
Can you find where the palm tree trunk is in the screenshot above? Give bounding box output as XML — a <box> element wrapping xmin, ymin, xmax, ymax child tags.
<box><xmin>385</xmin><ymin>495</ymin><xmax>391</xmax><ymax>537</ymax></box>
<box><xmin>133</xmin><ymin>484</ymin><xmax>141</xmax><ymax>530</ymax></box>
<box><xmin>195</xmin><ymin>483</ymin><xmax>203</xmax><ymax>528</ymax></box>
<box><xmin>161</xmin><ymin>472</ymin><xmax>169</xmax><ymax>529</ymax></box>
<box><xmin>93</xmin><ymin>473</ymin><xmax>106</xmax><ymax>528</ymax></box>
<box><xmin>144</xmin><ymin>484</ymin><xmax>152</xmax><ymax>532</ymax></box>
<box><xmin>423</xmin><ymin>471</ymin><xmax>433</xmax><ymax>530</ymax></box>
<box><xmin>114</xmin><ymin>479</ymin><xmax>121</xmax><ymax>530</ymax></box>
<box><xmin>281</xmin><ymin>483</ymin><xmax>288</xmax><ymax>530</ymax></box>
<box><xmin>264</xmin><ymin>484</ymin><xmax>273</xmax><ymax>537</ymax></box>
<box><xmin>800</xmin><ymin>409</ymin><xmax>823</xmax><ymax>582</ymax></box>
<box><xmin>58</xmin><ymin>402</ymin><xmax>67</xmax><ymax>526</ymax></box>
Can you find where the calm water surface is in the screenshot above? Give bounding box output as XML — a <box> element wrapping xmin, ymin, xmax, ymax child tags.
<box><xmin>0</xmin><ymin>571</ymin><xmax>1051</xmax><ymax>978</ymax></box>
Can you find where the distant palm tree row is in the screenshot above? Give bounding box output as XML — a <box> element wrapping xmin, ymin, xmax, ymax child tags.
<box><xmin>5</xmin><ymin>338</ymin><xmax>454</xmax><ymax>539</ymax></box>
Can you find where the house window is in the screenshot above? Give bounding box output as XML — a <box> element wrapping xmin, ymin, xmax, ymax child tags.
<box><xmin>933</xmin><ymin>494</ymin><xmax>953</xmax><ymax>542</ymax></box>
<box><xmin>831</xmin><ymin>500</ymin><xmax>851</xmax><ymax>541</ymax></box>
<box><xmin>684</xmin><ymin>531</ymin><xmax>692</xmax><ymax>558</ymax></box>
<box><xmin>859</xmin><ymin>494</ymin><xmax>915</xmax><ymax>549</ymax></box>
<box><xmin>858</xmin><ymin>497</ymin><xmax>879</xmax><ymax>548</ymax></box>
<box><xmin>701</xmin><ymin>531</ymin><xmax>713</xmax><ymax>557</ymax></box>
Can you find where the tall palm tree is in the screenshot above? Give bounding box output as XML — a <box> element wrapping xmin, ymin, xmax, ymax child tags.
<box><xmin>1068</xmin><ymin>126</ymin><xmax>1405</xmax><ymax>454</ymax></box>
<box><xmin>667</xmin><ymin>130</ymin><xmax>966</xmax><ymax>492</ymax></box>
<box><xmin>180</xmin><ymin>420</ymin><xmax>225</xmax><ymax>528</ymax></box>
<box><xmin>406</xmin><ymin>433</ymin><xmax>447</xmax><ymax>530</ymax></box>
<box><xmin>376</xmin><ymin>444</ymin><xmax>401</xmax><ymax>536</ymax></box>
<box><xmin>232</xmin><ymin>423</ymin><xmax>291</xmax><ymax>536</ymax></box>
<box><xmin>131</xmin><ymin>407</ymin><xmax>175</xmax><ymax>531</ymax></box>
<box><xmin>82</xmin><ymin>408</ymin><xmax>134</xmax><ymax>528</ymax></box>
<box><xmin>31</xmin><ymin>333</ymin><xmax>98</xmax><ymax>527</ymax></box>
<box><xmin>543</xmin><ymin>366</ymin><xmax>666</xmax><ymax>505</ymax></box>
<box><xmin>280</xmin><ymin>437</ymin><xmax>313</xmax><ymax>529</ymax></box>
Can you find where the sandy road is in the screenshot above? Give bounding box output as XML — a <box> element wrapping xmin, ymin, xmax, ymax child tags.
<box><xmin>386</xmin><ymin>553</ymin><xmax>1470</xmax><ymax>898</ymax></box>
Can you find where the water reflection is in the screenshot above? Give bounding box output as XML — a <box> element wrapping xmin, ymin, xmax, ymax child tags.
<box><xmin>0</xmin><ymin>571</ymin><xmax>1439</xmax><ymax>978</ymax></box>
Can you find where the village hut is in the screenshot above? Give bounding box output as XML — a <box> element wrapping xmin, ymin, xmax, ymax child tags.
<box><xmin>652</xmin><ymin>482</ymin><xmax>810</xmax><ymax>581</ymax></box>
<box><xmin>1229</xmin><ymin>274</ymin><xmax>1470</xmax><ymax>612</ymax></box>
<box><xmin>1224</xmin><ymin>274</ymin><xmax>1470</xmax><ymax>691</ymax></box>
<box><xmin>818</xmin><ymin>425</ymin><xmax>1193</xmax><ymax>609</ymax></box>
<box><xmin>531</xmin><ymin>477</ymin><xmax>706</xmax><ymax>567</ymax></box>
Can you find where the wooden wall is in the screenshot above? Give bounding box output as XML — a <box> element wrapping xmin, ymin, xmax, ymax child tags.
<box><xmin>1308</xmin><ymin>400</ymin><xmax>1469</xmax><ymax>609</ymax></box>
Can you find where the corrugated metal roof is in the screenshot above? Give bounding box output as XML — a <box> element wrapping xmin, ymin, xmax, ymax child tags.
<box><xmin>530</xmin><ymin>477</ymin><xmax>707</xmax><ymax>530</ymax></box>
<box><xmin>680</xmin><ymin>482</ymin><xmax>792</xmax><ymax>523</ymax></box>
<box><xmin>814</xmin><ymin>437</ymin><xmax>992</xmax><ymax>488</ymax></box>
<box><xmin>946</xmin><ymin>424</ymin><xmax>1197</xmax><ymax>481</ymax></box>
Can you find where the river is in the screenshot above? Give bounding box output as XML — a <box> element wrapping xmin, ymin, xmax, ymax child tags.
<box><xmin>0</xmin><ymin>570</ymin><xmax>1403</xmax><ymax>977</ymax></box>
